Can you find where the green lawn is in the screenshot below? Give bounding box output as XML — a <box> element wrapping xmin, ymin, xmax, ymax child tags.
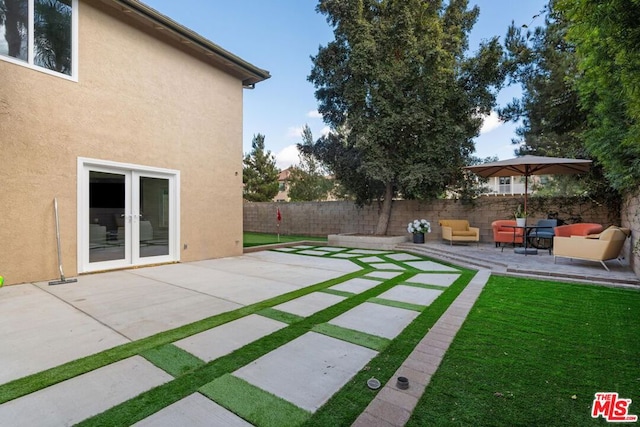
<box><xmin>243</xmin><ymin>232</ymin><xmax>326</xmax><ymax>247</ymax></box>
<box><xmin>406</xmin><ymin>276</ymin><xmax>640</xmax><ymax>427</ymax></box>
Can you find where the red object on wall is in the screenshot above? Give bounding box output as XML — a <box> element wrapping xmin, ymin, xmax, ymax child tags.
<box><xmin>277</xmin><ymin>208</ymin><xmax>282</xmax><ymax>222</ymax></box>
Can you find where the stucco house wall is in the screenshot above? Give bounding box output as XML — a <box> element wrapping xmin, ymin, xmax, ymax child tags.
<box><xmin>0</xmin><ymin>1</ymin><xmax>268</xmax><ymax>285</ymax></box>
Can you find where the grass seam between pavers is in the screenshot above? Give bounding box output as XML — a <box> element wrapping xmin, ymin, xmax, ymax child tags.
<box><xmin>367</xmin><ymin>297</ymin><xmax>426</xmax><ymax>312</ymax></box>
<box><xmin>200</xmin><ymin>374</ymin><xmax>311</xmax><ymax>427</ymax></box>
<box><xmin>311</xmin><ymin>323</ymin><xmax>391</xmax><ymax>351</ymax></box>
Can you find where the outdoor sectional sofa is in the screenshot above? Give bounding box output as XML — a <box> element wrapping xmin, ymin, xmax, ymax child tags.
<box><xmin>553</xmin><ymin>226</ymin><xmax>630</xmax><ymax>271</ymax></box>
<box><xmin>554</xmin><ymin>223</ymin><xmax>603</xmax><ymax>237</ymax></box>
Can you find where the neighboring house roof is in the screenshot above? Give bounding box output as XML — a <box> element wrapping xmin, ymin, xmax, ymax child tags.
<box><xmin>98</xmin><ymin>0</ymin><xmax>271</xmax><ymax>87</ymax></box>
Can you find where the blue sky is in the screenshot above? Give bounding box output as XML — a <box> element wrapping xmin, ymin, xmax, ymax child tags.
<box><xmin>143</xmin><ymin>0</ymin><xmax>548</xmax><ymax>169</ymax></box>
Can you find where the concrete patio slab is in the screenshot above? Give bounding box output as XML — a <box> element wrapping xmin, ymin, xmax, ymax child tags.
<box><xmin>330</xmin><ymin>277</ymin><xmax>381</xmax><ymax>294</ymax></box>
<box><xmin>328</xmin><ymin>302</ymin><xmax>419</xmax><ymax>339</ymax></box>
<box><xmin>0</xmin><ymin>284</ymin><xmax>130</xmax><ymax>384</ymax></box>
<box><xmin>378</xmin><ymin>285</ymin><xmax>442</xmax><ymax>306</ymax></box>
<box><xmin>246</xmin><ymin>251</ymin><xmax>360</xmax><ymax>273</ymax></box>
<box><xmin>407</xmin><ymin>273</ymin><xmax>461</xmax><ymax>287</ymax></box>
<box><xmin>36</xmin><ymin>272</ymin><xmax>243</xmax><ymax>341</ymax></box>
<box><xmin>234</xmin><ymin>332</ymin><xmax>377</xmax><ymax>412</ymax></box>
<box><xmin>133</xmin><ymin>393</ymin><xmax>253</xmax><ymax>427</ymax></box>
<box><xmin>175</xmin><ymin>315</ymin><xmax>287</xmax><ymax>363</ymax></box>
<box><xmin>273</xmin><ymin>292</ymin><xmax>346</xmax><ymax>317</ymax></box>
<box><xmin>405</xmin><ymin>260</ymin><xmax>460</xmax><ymax>272</ymax></box>
<box><xmin>0</xmin><ymin>356</ymin><xmax>173</xmax><ymax>427</ymax></box>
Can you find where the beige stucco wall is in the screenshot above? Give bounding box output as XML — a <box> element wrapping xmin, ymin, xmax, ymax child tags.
<box><xmin>0</xmin><ymin>2</ymin><xmax>246</xmax><ymax>285</ymax></box>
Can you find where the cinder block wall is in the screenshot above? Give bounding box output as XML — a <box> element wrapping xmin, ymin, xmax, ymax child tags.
<box><xmin>621</xmin><ymin>192</ymin><xmax>640</xmax><ymax>277</ymax></box>
<box><xmin>244</xmin><ymin>196</ymin><xmax>617</xmax><ymax>244</ymax></box>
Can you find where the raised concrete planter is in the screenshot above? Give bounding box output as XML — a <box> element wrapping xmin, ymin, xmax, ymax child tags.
<box><xmin>328</xmin><ymin>233</ymin><xmax>408</xmax><ymax>250</ymax></box>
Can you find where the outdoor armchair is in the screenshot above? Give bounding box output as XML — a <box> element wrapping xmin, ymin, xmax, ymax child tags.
<box><xmin>527</xmin><ymin>219</ymin><xmax>558</xmax><ymax>252</ymax></box>
<box><xmin>492</xmin><ymin>220</ymin><xmax>524</xmax><ymax>251</ymax></box>
<box><xmin>438</xmin><ymin>219</ymin><xmax>479</xmax><ymax>245</ymax></box>
<box><xmin>553</xmin><ymin>226</ymin><xmax>630</xmax><ymax>271</ymax></box>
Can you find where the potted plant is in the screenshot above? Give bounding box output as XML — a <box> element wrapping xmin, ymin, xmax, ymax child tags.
<box><xmin>514</xmin><ymin>204</ymin><xmax>527</xmax><ymax>227</ymax></box>
<box><xmin>407</xmin><ymin>219</ymin><xmax>431</xmax><ymax>243</ymax></box>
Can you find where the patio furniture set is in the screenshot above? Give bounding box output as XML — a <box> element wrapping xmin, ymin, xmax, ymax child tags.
<box><xmin>438</xmin><ymin>219</ymin><xmax>630</xmax><ymax>271</ymax></box>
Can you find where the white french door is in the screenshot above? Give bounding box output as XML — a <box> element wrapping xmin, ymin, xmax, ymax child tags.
<box><xmin>78</xmin><ymin>158</ymin><xmax>179</xmax><ymax>273</ymax></box>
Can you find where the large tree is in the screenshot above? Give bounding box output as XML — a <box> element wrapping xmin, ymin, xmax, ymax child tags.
<box><xmin>307</xmin><ymin>0</ymin><xmax>504</xmax><ymax>234</ymax></box>
<box><xmin>289</xmin><ymin>125</ymin><xmax>335</xmax><ymax>202</ymax></box>
<box><xmin>242</xmin><ymin>134</ymin><xmax>279</xmax><ymax>202</ymax></box>
<box><xmin>500</xmin><ymin>2</ymin><xmax>587</xmax><ymax>159</ymax></box>
<box><xmin>554</xmin><ymin>0</ymin><xmax>640</xmax><ymax>192</ymax></box>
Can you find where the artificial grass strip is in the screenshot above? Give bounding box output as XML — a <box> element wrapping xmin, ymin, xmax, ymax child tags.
<box><xmin>311</xmin><ymin>323</ymin><xmax>390</xmax><ymax>351</ymax></box>
<box><xmin>405</xmin><ymin>276</ymin><xmax>640</xmax><ymax>427</ymax></box>
<box><xmin>258</xmin><ymin>308</ymin><xmax>305</xmax><ymax>324</ymax></box>
<box><xmin>140</xmin><ymin>344</ymin><xmax>204</xmax><ymax>377</ymax></box>
<box><xmin>319</xmin><ymin>288</ymin><xmax>354</xmax><ymax>298</ymax></box>
<box><xmin>367</xmin><ymin>297</ymin><xmax>426</xmax><ymax>312</ymax></box>
<box><xmin>200</xmin><ymin>374</ymin><xmax>311</xmax><ymax>427</ymax></box>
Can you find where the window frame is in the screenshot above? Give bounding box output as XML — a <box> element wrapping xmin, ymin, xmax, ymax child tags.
<box><xmin>0</xmin><ymin>0</ymin><xmax>78</xmax><ymax>81</ymax></box>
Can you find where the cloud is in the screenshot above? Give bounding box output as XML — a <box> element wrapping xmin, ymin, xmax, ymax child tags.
<box><xmin>307</xmin><ymin>110</ymin><xmax>322</xmax><ymax>119</ymax></box>
<box><xmin>480</xmin><ymin>111</ymin><xmax>502</xmax><ymax>135</ymax></box>
<box><xmin>320</xmin><ymin>126</ymin><xmax>331</xmax><ymax>137</ymax></box>
<box><xmin>286</xmin><ymin>126</ymin><xmax>305</xmax><ymax>138</ymax></box>
<box><xmin>275</xmin><ymin>145</ymin><xmax>300</xmax><ymax>170</ymax></box>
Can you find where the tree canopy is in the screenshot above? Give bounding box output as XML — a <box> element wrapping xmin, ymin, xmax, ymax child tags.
<box><xmin>556</xmin><ymin>0</ymin><xmax>640</xmax><ymax>192</ymax></box>
<box><xmin>242</xmin><ymin>134</ymin><xmax>279</xmax><ymax>202</ymax></box>
<box><xmin>289</xmin><ymin>125</ymin><xmax>335</xmax><ymax>202</ymax></box>
<box><xmin>306</xmin><ymin>0</ymin><xmax>504</xmax><ymax>234</ymax></box>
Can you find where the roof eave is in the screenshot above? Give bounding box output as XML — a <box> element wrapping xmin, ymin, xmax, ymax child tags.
<box><xmin>103</xmin><ymin>0</ymin><xmax>271</xmax><ymax>87</ymax></box>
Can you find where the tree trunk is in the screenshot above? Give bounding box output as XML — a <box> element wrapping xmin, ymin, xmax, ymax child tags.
<box><xmin>374</xmin><ymin>182</ymin><xmax>393</xmax><ymax>235</ymax></box>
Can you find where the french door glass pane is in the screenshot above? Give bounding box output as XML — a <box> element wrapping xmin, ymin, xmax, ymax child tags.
<box><xmin>89</xmin><ymin>171</ymin><xmax>125</xmax><ymax>263</ymax></box>
<box><xmin>139</xmin><ymin>176</ymin><xmax>169</xmax><ymax>258</ymax></box>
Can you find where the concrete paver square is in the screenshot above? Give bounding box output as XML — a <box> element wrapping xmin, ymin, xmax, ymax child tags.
<box><xmin>405</xmin><ymin>260</ymin><xmax>460</xmax><ymax>272</ymax></box>
<box><xmin>359</xmin><ymin>256</ymin><xmax>385</xmax><ymax>263</ymax></box>
<box><xmin>298</xmin><ymin>250</ymin><xmax>332</xmax><ymax>256</ymax></box>
<box><xmin>133</xmin><ymin>393</ymin><xmax>253</xmax><ymax>427</ymax></box>
<box><xmin>378</xmin><ymin>285</ymin><xmax>442</xmax><ymax>306</ymax></box>
<box><xmin>387</xmin><ymin>253</ymin><xmax>422</xmax><ymax>261</ymax></box>
<box><xmin>347</xmin><ymin>249</ymin><xmax>391</xmax><ymax>255</ymax></box>
<box><xmin>273</xmin><ymin>292</ymin><xmax>346</xmax><ymax>317</ymax></box>
<box><xmin>407</xmin><ymin>273</ymin><xmax>461</xmax><ymax>287</ymax></box>
<box><xmin>365</xmin><ymin>271</ymin><xmax>402</xmax><ymax>280</ymax></box>
<box><xmin>329</xmin><ymin>302</ymin><xmax>419</xmax><ymax>339</ymax></box>
<box><xmin>330</xmin><ymin>277</ymin><xmax>380</xmax><ymax>294</ymax></box>
<box><xmin>234</xmin><ymin>332</ymin><xmax>377</xmax><ymax>412</ymax></box>
<box><xmin>0</xmin><ymin>284</ymin><xmax>129</xmax><ymax>385</ymax></box>
<box><xmin>371</xmin><ymin>263</ymin><xmax>405</xmax><ymax>270</ymax></box>
<box><xmin>0</xmin><ymin>356</ymin><xmax>173</xmax><ymax>427</ymax></box>
<box><xmin>274</xmin><ymin>247</ymin><xmax>297</xmax><ymax>252</ymax></box>
<box><xmin>175</xmin><ymin>315</ymin><xmax>287</xmax><ymax>362</ymax></box>
<box><xmin>330</xmin><ymin>253</ymin><xmax>362</xmax><ymax>258</ymax></box>
<box><xmin>315</xmin><ymin>247</ymin><xmax>345</xmax><ymax>252</ymax></box>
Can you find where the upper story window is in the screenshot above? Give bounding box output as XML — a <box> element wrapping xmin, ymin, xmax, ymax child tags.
<box><xmin>0</xmin><ymin>0</ymin><xmax>76</xmax><ymax>78</ymax></box>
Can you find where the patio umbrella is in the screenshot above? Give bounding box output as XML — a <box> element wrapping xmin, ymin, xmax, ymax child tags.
<box><xmin>464</xmin><ymin>155</ymin><xmax>592</xmax><ymax>214</ymax></box>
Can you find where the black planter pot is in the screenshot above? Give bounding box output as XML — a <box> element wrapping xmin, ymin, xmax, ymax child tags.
<box><xmin>413</xmin><ymin>233</ymin><xmax>425</xmax><ymax>244</ymax></box>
